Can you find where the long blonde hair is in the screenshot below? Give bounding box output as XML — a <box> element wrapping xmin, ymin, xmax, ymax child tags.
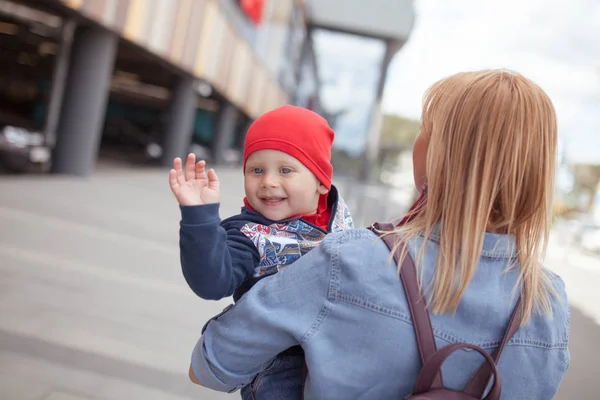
<box><xmin>395</xmin><ymin>70</ymin><xmax>558</xmax><ymax>324</ymax></box>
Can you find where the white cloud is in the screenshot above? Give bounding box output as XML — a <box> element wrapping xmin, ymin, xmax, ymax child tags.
<box><xmin>382</xmin><ymin>0</ymin><xmax>600</xmax><ymax>163</ymax></box>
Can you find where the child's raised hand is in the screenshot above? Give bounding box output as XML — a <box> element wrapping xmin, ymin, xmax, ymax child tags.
<box><xmin>169</xmin><ymin>154</ymin><xmax>220</xmax><ymax>206</ymax></box>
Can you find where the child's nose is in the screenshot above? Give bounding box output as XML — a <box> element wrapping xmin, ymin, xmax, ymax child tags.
<box><xmin>261</xmin><ymin>173</ymin><xmax>279</xmax><ymax>188</ymax></box>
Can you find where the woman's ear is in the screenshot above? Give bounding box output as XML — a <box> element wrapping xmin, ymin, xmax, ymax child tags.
<box><xmin>412</xmin><ymin>130</ymin><xmax>430</xmax><ymax>191</ymax></box>
<box><xmin>318</xmin><ymin>184</ymin><xmax>330</xmax><ymax>195</ymax></box>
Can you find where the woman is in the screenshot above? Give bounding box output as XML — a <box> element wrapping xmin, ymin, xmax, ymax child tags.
<box><xmin>188</xmin><ymin>70</ymin><xmax>570</xmax><ymax>399</ymax></box>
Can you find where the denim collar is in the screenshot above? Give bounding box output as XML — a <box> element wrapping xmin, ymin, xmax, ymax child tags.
<box><xmin>425</xmin><ymin>224</ymin><xmax>517</xmax><ymax>259</ymax></box>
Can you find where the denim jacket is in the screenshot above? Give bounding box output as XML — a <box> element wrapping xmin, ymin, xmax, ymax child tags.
<box><xmin>191</xmin><ymin>228</ymin><xmax>570</xmax><ymax>399</ymax></box>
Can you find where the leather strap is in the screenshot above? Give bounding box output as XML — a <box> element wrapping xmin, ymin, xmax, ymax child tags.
<box><xmin>463</xmin><ymin>296</ymin><xmax>523</xmax><ymax>397</ymax></box>
<box><xmin>370</xmin><ymin>222</ymin><xmax>523</xmax><ymax>399</ymax></box>
<box><xmin>370</xmin><ymin>222</ymin><xmax>443</xmax><ymax>389</ymax></box>
<box><xmin>413</xmin><ymin>342</ymin><xmax>501</xmax><ymax>399</ymax></box>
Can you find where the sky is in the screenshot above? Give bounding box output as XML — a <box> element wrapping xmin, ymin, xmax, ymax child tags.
<box><xmin>313</xmin><ymin>31</ymin><xmax>386</xmax><ymax>156</ymax></box>
<box><xmin>314</xmin><ymin>0</ymin><xmax>600</xmax><ymax>164</ymax></box>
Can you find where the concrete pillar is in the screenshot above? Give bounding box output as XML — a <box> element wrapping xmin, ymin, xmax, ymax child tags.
<box><xmin>293</xmin><ymin>32</ymin><xmax>311</xmax><ymax>107</ymax></box>
<box><xmin>44</xmin><ymin>20</ymin><xmax>76</xmax><ymax>148</ymax></box>
<box><xmin>160</xmin><ymin>76</ymin><xmax>197</xmax><ymax>167</ymax></box>
<box><xmin>212</xmin><ymin>102</ymin><xmax>239</xmax><ymax>165</ymax></box>
<box><xmin>358</xmin><ymin>40</ymin><xmax>403</xmax><ymax>182</ymax></box>
<box><xmin>51</xmin><ymin>27</ymin><xmax>118</xmax><ymax>176</ymax></box>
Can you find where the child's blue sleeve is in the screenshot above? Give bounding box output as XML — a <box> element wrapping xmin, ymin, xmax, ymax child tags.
<box><xmin>179</xmin><ymin>203</ymin><xmax>259</xmax><ymax>300</ymax></box>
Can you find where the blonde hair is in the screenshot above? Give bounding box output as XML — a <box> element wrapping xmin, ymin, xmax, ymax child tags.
<box><xmin>395</xmin><ymin>69</ymin><xmax>558</xmax><ymax>324</ymax></box>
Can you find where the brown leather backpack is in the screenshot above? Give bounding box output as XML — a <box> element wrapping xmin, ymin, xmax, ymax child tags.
<box><xmin>368</xmin><ymin>222</ymin><xmax>523</xmax><ymax>400</ymax></box>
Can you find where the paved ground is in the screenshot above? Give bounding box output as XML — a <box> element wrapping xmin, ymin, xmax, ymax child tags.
<box><xmin>0</xmin><ymin>163</ymin><xmax>597</xmax><ymax>399</ymax></box>
<box><xmin>546</xmin><ymin>233</ymin><xmax>600</xmax><ymax>400</ymax></box>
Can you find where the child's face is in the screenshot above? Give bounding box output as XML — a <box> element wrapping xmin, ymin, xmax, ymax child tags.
<box><xmin>244</xmin><ymin>150</ymin><xmax>329</xmax><ymax>221</ymax></box>
<box><xmin>412</xmin><ymin>129</ymin><xmax>430</xmax><ymax>192</ymax></box>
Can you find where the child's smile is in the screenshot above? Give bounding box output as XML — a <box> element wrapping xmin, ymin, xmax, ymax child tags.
<box><xmin>244</xmin><ymin>150</ymin><xmax>329</xmax><ymax>221</ymax></box>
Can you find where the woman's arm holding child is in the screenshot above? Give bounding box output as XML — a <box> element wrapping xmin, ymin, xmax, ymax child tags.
<box><xmin>188</xmin><ymin>236</ymin><xmax>333</xmax><ymax>392</ymax></box>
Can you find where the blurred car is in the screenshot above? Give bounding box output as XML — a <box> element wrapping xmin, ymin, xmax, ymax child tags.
<box><xmin>101</xmin><ymin>117</ymin><xmax>163</xmax><ymax>164</ymax></box>
<box><xmin>0</xmin><ymin>123</ymin><xmax>50</xmax><ymax>173</ymax></box>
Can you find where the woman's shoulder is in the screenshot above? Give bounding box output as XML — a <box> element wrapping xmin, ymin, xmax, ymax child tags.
<box><xmin>545</xmin><ymin>269</ymin><xmax>568</xmax><ymax>299</ymax></box>
<box><xmin>546</xmin><ymin>269</ymin><xmax>570</xmax><ymax>330</ymax></box>
<box><xmin>324</xmin><ymin>227</ymin><xmax>380</xmax><ymax>242</ymax></box>
<box><xmin>518</xmin><ymin>269</ymin><xmax>570</xmax><ymax>349</ymax></box>
<box><xmin>541</xmin><ymin>269</ymin><xmax>569</xmax><ymax>325</ymax></box>
<box><xmin>322</xmin><ymin>227</ymin><xmax>401</xmax><ymax>288</ymax></box>
<box><xmin>322</xmin><ymin>228</ymin><xmax>387</xmax><ymax>258</ymax></box>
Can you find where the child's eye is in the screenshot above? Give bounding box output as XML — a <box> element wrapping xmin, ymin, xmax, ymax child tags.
<box><xmin>280</xmin><ymin>168</ymin><xmax>292</xmax><ymax>174</ymax></box>
<box><xmin>252</xmin><ymin>168</ymin><xmax>263</xmax><ymax>174</ymax></box>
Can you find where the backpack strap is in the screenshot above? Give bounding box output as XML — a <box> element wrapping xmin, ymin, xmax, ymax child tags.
<box><xmin>463</xmin><ymin>295</ymin><xmax>523</xmax><ymax>397</ymax></box>
<box><xmin>369</xmin><ymin>222</ymin><xmax>443</xmax><ymax>389</ymax></box>
<box><xmin>370</xmin><ymin>222</ymin><xmax>523</xmax><ymax>398</ymax></box>
<box><xmin>412</xmin><ymin>342</ymin><xmax>502</xmax><ymax>399</ymax></box>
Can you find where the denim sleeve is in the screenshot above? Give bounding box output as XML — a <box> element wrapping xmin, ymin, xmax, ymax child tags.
<box><xmin>179</xmin><ymin>203</ymin><xmax>259</xmax><ymax>300</ymax></box>
<box><xmin>190</xmin><ymin>235</ymin><xmax>334</xmax><ymax>392</ymax></box>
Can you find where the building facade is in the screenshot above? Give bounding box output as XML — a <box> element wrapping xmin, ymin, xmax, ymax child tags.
<box><xmin>0</xmin><ymin>0</ymin><xmax>414</xmax><ymax>178</ymax></box>
<box><xmin>0</xmin><ymin>0</ymin><xmax>319</xmax><ymax>175</ymax></box>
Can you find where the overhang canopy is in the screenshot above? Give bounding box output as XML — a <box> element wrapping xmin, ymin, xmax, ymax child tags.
<box><xmin>304</xmin><ymin>0</ymin><xmax>414</xmax><ymax>42</ymax></box>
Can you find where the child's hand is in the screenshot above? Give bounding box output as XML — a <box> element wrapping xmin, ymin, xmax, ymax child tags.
<box><xmin>169</xmin><ymin>154</ymin><xmax>220</xmax><ymax>206</ymax></box>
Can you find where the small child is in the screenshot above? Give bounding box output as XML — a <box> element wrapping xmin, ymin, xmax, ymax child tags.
<box><xmin>169</xmin><ymin>105</ymin><xmax>354</xmax><ymax>399</ymax></box>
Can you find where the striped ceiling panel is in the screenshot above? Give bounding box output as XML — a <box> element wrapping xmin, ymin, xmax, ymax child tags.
<box><xmin>59</xmin><ymin>0</ymin><xmax>291</xmax><ymax>118</ymax></box>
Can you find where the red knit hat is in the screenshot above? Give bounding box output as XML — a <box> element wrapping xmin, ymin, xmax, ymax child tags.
<box><xmin>243</xmin><ymin>105</ymin><xmax>335</xmax><ymax>189</ymax></box>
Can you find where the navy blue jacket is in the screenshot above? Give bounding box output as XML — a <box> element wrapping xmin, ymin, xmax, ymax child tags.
<box><xmin>179</xmin><ymin>185</ymin><xmax>353</xmax><ymax>301</ymax></box>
